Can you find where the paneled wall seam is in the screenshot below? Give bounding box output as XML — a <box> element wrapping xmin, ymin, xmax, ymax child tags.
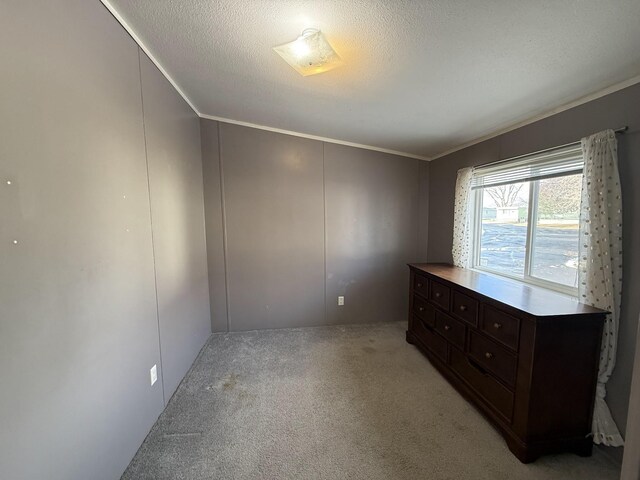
<box><xmin>205</xmin><ymin>123</ymin><xmax>421</xmax><ymax>330</ymax></box>
<box><xmin>416</xmin><ymin>160</ymin><xmax>421</xmax><ymax>259</ymax></box>
<box><xmin>137</xmin><ymin>48</ymin><xmax>166</xmax><ymax>406</ymax></box>
<box><xmin>322</xmin><ymin>141</ymin><xmax>327</xmax><ymax>325</ymax></box>
<box><xmin>197</xmin><ymin>124</ymin><xmax>212</xmax><ymax>323</ymax></box>
<box><xmin>217</xmin><ymin>121</ymin><xmax>231</xmax><ymax>332</ymax></box>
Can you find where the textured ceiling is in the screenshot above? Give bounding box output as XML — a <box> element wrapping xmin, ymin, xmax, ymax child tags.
<box><xmin>106</xmin><ymin>0</ymin><xmax>640</xmax><ymax>159</ymax></box>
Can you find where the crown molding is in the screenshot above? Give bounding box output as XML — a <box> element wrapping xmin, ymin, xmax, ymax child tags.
<box><xmin>428</xmin><ymin>74</ymin><xmax>640</xmax><ymax>161</ymax></box>
<box><xmin>100</xmin><ymin>0</ymin><xmax>200</xmax><ymax>114</ymax></box>
<box><xmin>198</xmin><ymin>114</ymin><xmax>432</xmax><ymax>161</ymax></box>
<box><xmin>100</xmin><ymin>0</ymin><xmax>639</xmax><ymax>164</ymax></box>
<box><xmin>100</xmin><ymin>0</ymin><xmax>430</xmax><ymax>161</ymax></box>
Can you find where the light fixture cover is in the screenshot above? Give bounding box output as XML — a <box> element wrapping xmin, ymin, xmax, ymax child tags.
<box><xmin>273</xmin><ymin>29</ymin><xmax>343</xmax><ymax>76</ymax></box>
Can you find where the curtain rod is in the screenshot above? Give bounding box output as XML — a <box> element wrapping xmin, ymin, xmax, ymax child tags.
<box><xmin>476</xmin><ymin>126</ymin><xmax>629</xmax><ymax>170</ymax></box>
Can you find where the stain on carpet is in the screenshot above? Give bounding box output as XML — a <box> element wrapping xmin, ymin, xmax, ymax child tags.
<box><xmin>162</xmin><ymin>432</ymin><xmax>203</xmax><ymax>439</ymax></box>
<box><xmin>223</xmin><ymin>373</ymin><xmax>239</xmax><ymax>391</ymax></box>
<box><xmin>121</xmin><ymin>322</ymin><xmax>620</xmax><ymax>480</ymax></box>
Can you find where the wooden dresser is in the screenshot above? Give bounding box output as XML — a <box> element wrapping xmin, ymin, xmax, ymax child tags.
<box><xmin>406</xmin><ymin>263</ymin><xmax>606</xmax><ymax>463</ymax></box>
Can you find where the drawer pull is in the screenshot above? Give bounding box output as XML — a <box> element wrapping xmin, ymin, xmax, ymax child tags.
<box><xmin>485</xmin><ymin>351</ymin><xmax>494</xmax><ymax>359</ymax></box>
<box><xmin>417</xmin><ymin>282</ymin><xmax>423</xmax><ymax>288</ymax></box>
<box><xmin>444</xmin><ymin>325</ymin><xmax>451</xmax><ymax>331</ymax></box>
<box><xmin>493</xmin><ymin>322</ymin><xmax>502</xmax><ymax>329</ymax></box>
<box><xmin>418</xmin><ymin>306</ymin><xmax>425</xmax><ymax>312</ymax></box>
<box><xmin>435</xmin><ymin>292</ymin><xmax>442</xmax><ymax>298</ymax></box>
<box><xmin>459</xmin><ymin>305</ymin><xmax>467</xmax><ymax>312</ymax></box>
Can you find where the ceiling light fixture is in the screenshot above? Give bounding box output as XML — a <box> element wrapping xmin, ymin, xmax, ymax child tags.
<box><xmin>273</xmin><ymin>28</ymin><xmax>343</xmax><ymax>76</ymax></box>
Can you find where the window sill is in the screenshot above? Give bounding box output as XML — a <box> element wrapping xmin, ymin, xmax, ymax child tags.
<box><xmin>469</xmin><ymin>266</ymin><xmax>579</xmax><ymax>299</ymax></box>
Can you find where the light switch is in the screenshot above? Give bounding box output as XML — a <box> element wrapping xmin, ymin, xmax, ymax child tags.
<box><xmin>338</xmin><ymin>296</ymin><xmax>345</xmax><ymax>306</ymax></box>
<box><xmin>150</xmin><ymin>364</ymin><xmax>158</xmax><ymax>386</ymax></box>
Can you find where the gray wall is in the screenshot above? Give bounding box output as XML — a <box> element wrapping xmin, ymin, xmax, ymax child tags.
<box><xmin>201</xmin><ymin>120</ymin><xmax>229</xmax><ymax>332</ymax></box>
<box><xmin>621</xmin><ymin>314</ymin><xmax>640</xmax><ymax>478</ymax></box>
<box><xmin>324</xmin><ymin>144</ymin><xmax>420</xmax><ymax>325</ymax></box>
<box><xmin>221</xmin><ymin>124</ymin><xmax>326</xmax><ymax>331</ymax></box>
<box><xmin>202</xmin><ymin>120</ymin><xmax>426</xmax><ymax>332</ymax></box>
<box><xmin>139</xmin><ymin>53</ymin><xmax>211</xmax><ymax>401</ymax></box>
<box><xmin>0</xmin><ymin>1</ymin><xmax>210</xmax><ymax>479</ymax></box>
<box><xmin>418</xmin><ymin>161</ymin><xmax>431</xmax><ymax>260</ymax></box>
<box><xmin>426</xmin><ymin>82</ymin><xmax>640</xmax><ymax>450</ymax></box>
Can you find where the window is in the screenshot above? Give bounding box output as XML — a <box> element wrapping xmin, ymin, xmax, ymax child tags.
<box><xmin>471</xmin><ymin>145</ymin><xmax>583</xmax><ymax>295</ymax></box>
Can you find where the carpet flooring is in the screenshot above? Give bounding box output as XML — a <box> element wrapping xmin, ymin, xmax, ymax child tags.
<box><xmin>121</xmin><ymin>322</ymin><xmax>620</xmax><ymax>479</ymax></box>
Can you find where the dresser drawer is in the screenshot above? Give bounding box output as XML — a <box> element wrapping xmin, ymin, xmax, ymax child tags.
<box><xmin>452</xmin><ymin>290</ymin><xmax>478</xmax><ymax>326</ymax></box>
<box><xmin>407</xmin><ymin>264</ymin><xmax>608</xmax><ymax>462</ymax></box>
<box><xmin>434</xmin><ymin>311</ymin><xmax>466</xmax><ymax>349</ymax></box>
<box><xmin>429</xmin><ymin>280</ymin><xmax>450</xmax><ymax>310</ymax></box>
<box><xmin>468</xmin><ymin>331</ymin><xmax>517</xmax><ymax>387</ymax></box>
<box><xmin>413</xmin><ymin>273</ymin><xmax>429</xmax><ymax>298</ymax></box>
<box><xmin>450</xmin><ymin>347</ymin><xmax>514</xmax><ymax>421</ymax></box>
<box><xmin>413</xmin><ymin>295</ymin><xmax>435</xmax><ymax>328</ymax></box>
<box><xmin>412</xmin><ymin>316</ymin><xmax>448</xmax><ymax>364</ymax></box>
<box><xmin>480</xmin><ymin>305</ymin><xmax>520</xmax><ymax>351</ymax></box>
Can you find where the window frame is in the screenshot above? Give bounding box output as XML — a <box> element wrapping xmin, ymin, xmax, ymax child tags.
<box><xmin>470</xmin><ymin>174</ymin><xmax>580</xmax><ymax>298</ymax></box>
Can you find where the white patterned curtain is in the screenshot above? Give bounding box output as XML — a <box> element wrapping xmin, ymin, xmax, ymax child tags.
<box><xmin>579</xmin><ymin>129</ymin><xmax>624</xmax><ymax>447</ymax></box>
<box><xmin>452</xmin><ymin>167</ymin><xmax>474</xmax><ymax>268</ymax></box>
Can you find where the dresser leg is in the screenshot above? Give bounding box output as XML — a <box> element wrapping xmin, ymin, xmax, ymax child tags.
<box><xmin>506</xmin><ymin>436</ymin><xmax>593</xmax><ymax>463</ymax></box>
<box><xmin>506</xmin><ymin>438</ymin><xmax>539</xmax><ymax>464</ymax></box>
<box><xmin>406</xmin><ymin>330</ymin><xmax>416</xmax><ymax>345</ymax></box>
<box><xmin>407</xmin><ymin>265</ymin><xmax>605</xmax><ymax>463</ymax></box>
<box><xmin>573</xmin><ymin>439</ymin><xmax>593</xmax><ymax>457</ymax></box>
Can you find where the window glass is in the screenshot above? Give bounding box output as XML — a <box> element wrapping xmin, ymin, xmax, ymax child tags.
<box><xmin>530</xmin><ymin>174</ymin><xmax>581</xmax><ymax>288</ymax></box>
<box><xmin>478</xmin><ymin>183</ymin><xmax>529</xmax><ymax>277</ymax></box>
<box><xmin>471</xmin><ymin>145</ymin><xmax>584</xmax><ymax>295</ymax></box>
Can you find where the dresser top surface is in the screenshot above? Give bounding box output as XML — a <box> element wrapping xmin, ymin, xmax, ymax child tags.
<box><xmin>409</xmin><ymin>263</ymin><xmax>606</xmax><ymax>318</ymax></box>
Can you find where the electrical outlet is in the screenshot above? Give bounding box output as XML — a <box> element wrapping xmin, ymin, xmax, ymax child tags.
<box><xmin>150</xmin><ymin>365</ymin><xmax>158</xmax><ymax>386</ymax></box>
<box><xmin>338</xmin><ymin>296</ymin><xmax>345</xmax><ymax>306</ymax></box>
